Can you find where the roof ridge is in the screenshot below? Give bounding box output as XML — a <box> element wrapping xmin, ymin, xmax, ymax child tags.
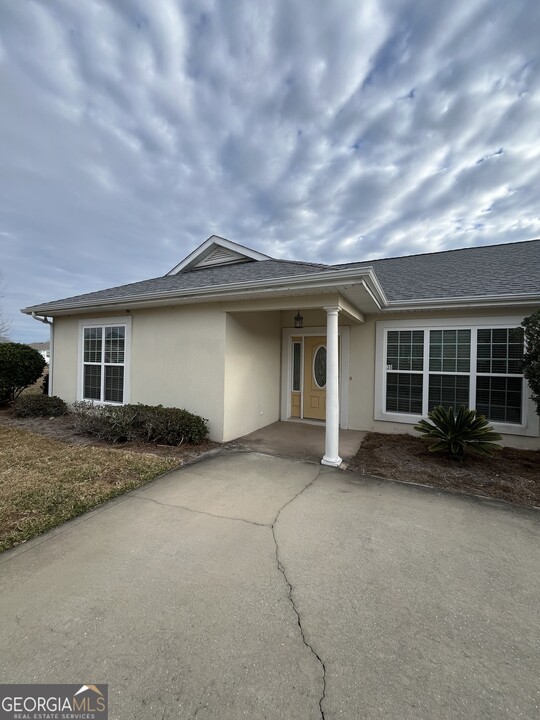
<box><xmin>332</xmin><ymin>237</ymin><xmax>540</xmax><ymax>268</ymax></box>
<box><xmin>272</xmin><ymin>257</ymin><xmax>330</xmax><ymax>269</ymax></box>
<box><xmin>181</xmin><ymin>257</ymin><xmax>330</xmax><ymax>273</ymax></box>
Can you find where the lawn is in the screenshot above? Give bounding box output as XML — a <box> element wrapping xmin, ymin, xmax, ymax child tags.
<box><xmin>349</xmin><ymin>432</ymin><xmax>540</xmax><ymax>507</ymax></box>
<box><xmin>0</xmin><ymin>425</ymin><xmax>180</xmax><ymax>553</ymax></box>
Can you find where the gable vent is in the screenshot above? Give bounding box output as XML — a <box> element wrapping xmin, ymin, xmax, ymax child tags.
<box><xmin>195</xmin><ymin>247</ymin><xmax>251</xmax><ymax>268</ymax></box>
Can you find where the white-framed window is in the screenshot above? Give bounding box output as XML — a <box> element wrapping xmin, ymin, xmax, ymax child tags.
<box><xmin>78</xmin><ymin>318</ymin><xmax>131</xmax><ymax>404</ymax></box>
<box><xmin>375</xmin><ymin>317</ymin><xmax>537</xmax><ymax>437</ymax></box>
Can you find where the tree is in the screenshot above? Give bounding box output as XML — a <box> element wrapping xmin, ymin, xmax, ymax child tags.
<box><xmin>522</xmin><ymin>309</ymin><xmax>540</xmax><ymax>416</ymax></box>
<box><xmin>0</xmin><ymin>343</ymin><xmax>46</xmax><ymax>404</ymax></box>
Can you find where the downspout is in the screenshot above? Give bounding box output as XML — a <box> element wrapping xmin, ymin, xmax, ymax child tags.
<box><xmin>31</xmin><ymin>312</ymin><xmax>53</xmax><ymax>397</ymax></box>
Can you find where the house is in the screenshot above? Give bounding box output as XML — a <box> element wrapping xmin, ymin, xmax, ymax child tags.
<box><xmin>22</xmin><ymin>236</ymin><xmax>540</xmax><ymax>464</ymax></box>
<box><xmin>29</xmin><ymin>341</ymin><xmax>50</xmax><ymax>364</ymax></box>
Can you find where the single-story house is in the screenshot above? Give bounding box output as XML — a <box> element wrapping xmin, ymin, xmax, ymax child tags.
<box><xmin>22</xmin><ymin>235</ymin><xmax>540</xmax><ymax>464</ymax></box>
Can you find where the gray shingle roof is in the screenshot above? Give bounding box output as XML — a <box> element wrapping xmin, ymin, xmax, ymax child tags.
<box><xmin>332</xmin><ymin>239</ymin><xmax>540</xmax><ymax>302</ymax></box>
<box><xmin>22</xmin><ymin>239</ymin><xmax>540</xmax><ymax>314</ymax></box>
<box><xmin>23</xmin><ymin>259</ymin><xmax>328</xmax><ymax>313</ymax></box>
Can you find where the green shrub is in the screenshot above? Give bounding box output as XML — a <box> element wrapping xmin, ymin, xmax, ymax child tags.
<box><xmin>0</xmin><ymin>343</ymin><xmax>46</xmax><ymax>404</ymax></box>
<box><xmin>72</xmin><ymin>402</ymin><xmax>209</xmax><ymax>445</ymax></box>
<box><xmin>414</xmin><ymin>405</ymin><xmax>502</xmax><ymax>461</ymax></box>
<box><xmin>522</xmin><ymin>309</ymin><xmax>540</xmax><ymax>416</ymax></box>
<box><xmin>12</xmin><ymin>394</ymin><xmax>68</xmax><ymax>417</ymax></box>
<box><xmin>41</xmin><ymin>373</ymin><xmax>49</xmax><ymax>395</ymax></box>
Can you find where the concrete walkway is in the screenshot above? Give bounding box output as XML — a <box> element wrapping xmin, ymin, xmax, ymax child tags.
<box><xmin>234</xmin><ymin>420</ymin><xmax>366</xmax><ymax>463</ymax></box>
<box><xmin>1</xmin><ymin>451</ymin><xmax>538</xmax><ymax>719</ymax></box>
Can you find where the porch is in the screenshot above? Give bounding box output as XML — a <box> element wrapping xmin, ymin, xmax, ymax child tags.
<box><xmin>222</xmin><ymin>280</ymin><xmax>382</xmax><ymax>465</ymax></box>
<box><xmin>232</xmin><ymin>420</ymin><xmax>366</xmax><ymax>466</ymax></box>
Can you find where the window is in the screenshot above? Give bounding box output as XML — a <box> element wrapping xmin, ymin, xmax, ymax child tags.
<box><xmin>292</xmin><ymin>341</ymin><xmax>302</xmax><ymax>392</ymax></box>
<box><xmin>428</xmin><ymin>329</ymin><xmax>470</xmax><ymax>411</ymax></box>
<box><xmin>313</xmin><ymin>346</ymin><xmax>327</xmax><ymax>388</ymax></box>
<box><xmin>385</xmin><ymin>330</ymin><xmax>424</xmax><ymax>414</ymax></box>
<box><xmin>80</xmin><ymin>320</ymin><xmax>130</xmax><ymax>403</ymax></box>
<box><xmin>378</xmin><ymin>320</ymin><xmax>527</xmax><ymax>429</ymax></box>
<box><xmin>476</xmin><ymin>328</ymin><xmax>524</xmax><ymax>423</ymax></box>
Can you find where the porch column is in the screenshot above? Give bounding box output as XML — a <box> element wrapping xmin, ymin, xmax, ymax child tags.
<box><xmin>321</xmin><ymin>305</ymin><xmax>342</xmax><ymax>467</ymax></box>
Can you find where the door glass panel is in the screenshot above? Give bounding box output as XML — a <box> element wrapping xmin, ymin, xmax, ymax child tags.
<box><xmin>292</xmin><ymin>343</ymin><xmax>301</xmax><ymax>391</ymax></box>
<box><xmin>313</xmin><ymin>346</ymin><xmax>326</xmax><ymax>388</ymax></box>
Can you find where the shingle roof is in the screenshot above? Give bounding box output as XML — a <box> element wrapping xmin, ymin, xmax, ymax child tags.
<box><xmin>23</xmin><ymin>259</ymin><xmax>328</xmax><ymax>313</ymax></box>
<box><xmin>22</xmin><ymin>239</ymin><xmax>540</xmax><ymax>314</ymax></box>
<box><xmin>332</xmin><ymin>239</ymin><xmax>540</xmax><ymax>302</ymax></box>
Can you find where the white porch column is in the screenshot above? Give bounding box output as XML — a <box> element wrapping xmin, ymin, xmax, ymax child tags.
<box><xmin>321</xmin><ymin>305</ymin><xmax>342</xmax><ymax>467</ymax></box>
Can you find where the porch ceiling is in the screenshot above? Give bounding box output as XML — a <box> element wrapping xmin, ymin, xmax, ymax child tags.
<box><xmin>221</xmin><ymin>282</ymin><xmax>380</xmax><ymax>322</ymax></box>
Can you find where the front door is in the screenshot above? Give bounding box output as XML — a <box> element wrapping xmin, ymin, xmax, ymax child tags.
<box><xmin>303</xmin><ymin>336</ymin><xmax>326</xmax><ymax>420</ymax></box>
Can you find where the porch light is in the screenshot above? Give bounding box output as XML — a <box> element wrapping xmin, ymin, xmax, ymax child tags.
<box><xmin>294</xmin><ymin>310</ymin><xmax>304</xmax><ymax>328</ymax></box>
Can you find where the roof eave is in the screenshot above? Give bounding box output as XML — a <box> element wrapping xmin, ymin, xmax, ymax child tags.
<box><xmin>384</xmin><ymin>294</ymin><xmax>540</xmax><ymax>312</ymax></box>
<box><xmin>21</xmin><ymin>267</ymin><xmax>386</xmax><ymax>316</ymax></box>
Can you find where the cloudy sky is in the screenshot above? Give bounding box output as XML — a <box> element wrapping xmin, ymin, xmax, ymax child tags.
<box><xmin>1</xmin><ymin>0</ymin><xmax>539</xmax><ymax>341</ymax></box>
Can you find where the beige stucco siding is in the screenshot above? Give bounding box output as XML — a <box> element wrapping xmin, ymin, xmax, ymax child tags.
<box><xmin>50</xmin><ymin>316</ymin><xmax>79</xmax><ymax>403</ymax></box>
<box><xmin>52</xmin><ymin>306</ymin><xmax>227</xmax><ymax>441</ymax></box>
<box><xmin>130</xmin><ymin>306</ymin><xmax>226</xmax><ymax>440</ymax></box>
<box><xmin>223</xmin><ymin>311</ymin><xmax>281</xmax><ymax>442</ymax></box>
<box><xmin>51</xmin><ymin>300</ymin><xmax>539</xmax><ymax>449</ymax></box>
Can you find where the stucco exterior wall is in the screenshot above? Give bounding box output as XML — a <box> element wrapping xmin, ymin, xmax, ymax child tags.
<box><xmin>223</xmin><ymin>311</ymin><xmax>281</xmax><ymax>442</ymax></box>
<box><xmin>50</xmin><ymin>316</ymin><xmax>79</xmax><ymax>403</ymax></box>
<box><xmin>51</xmin><ymin>301</ymin><xmax>539</xmax><ymax>449</ymax></box>
<box><xmin>129</xmin><ymin>306</ymin><xmax>226</xmax><ymax>440</ymax></box>
<box><xmin>52</xmin><ymin>306</ymin><xmax>227</xmax><ymax>441</ymax></box>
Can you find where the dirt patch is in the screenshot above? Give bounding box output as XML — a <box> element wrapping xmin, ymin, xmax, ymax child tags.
<box><xmin>348</xmin><ymin>432</ymin><xmax>539</xmax><ymax>507</ymax></box>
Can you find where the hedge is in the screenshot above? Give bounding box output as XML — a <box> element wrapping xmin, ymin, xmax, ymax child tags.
<box><xmin>72</xmin><ymin>402</ymin><xmax>209</xmax><ymax>445</ymax></box>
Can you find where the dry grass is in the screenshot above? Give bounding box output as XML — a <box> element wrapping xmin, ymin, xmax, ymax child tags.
<box><xmin>349</xmin><ymin>432</ymin><xmax>540</xmax><ymax>507</ymax></box>
<box><xmin>0</xmin><ymin>425</ymin><xmax>179</xmax><ymax>553</ymax></box>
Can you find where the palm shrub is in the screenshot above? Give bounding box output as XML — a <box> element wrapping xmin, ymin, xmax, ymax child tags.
<box><xmin>414</xmin><ymin>405</ymin><xmax>502</xmax><ymax>461</ymax></box>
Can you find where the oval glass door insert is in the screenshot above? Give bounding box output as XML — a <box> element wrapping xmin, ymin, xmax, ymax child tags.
<box><xmin>313</xmin><ymin>346</ymin><xmax>327</xmax><ymax>388</ymax></box>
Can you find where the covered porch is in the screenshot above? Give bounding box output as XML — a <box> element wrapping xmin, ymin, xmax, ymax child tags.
<box><xmin>222</xmin><ymin>278</ymin><xmax>383</xmax><ymax>466</ymax></box>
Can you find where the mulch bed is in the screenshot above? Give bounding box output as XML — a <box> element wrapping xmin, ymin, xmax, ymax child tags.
<box><xmin>348</xmin><ymin>432</ymin><xmax>539</xmax><ymax>508</ymax></box>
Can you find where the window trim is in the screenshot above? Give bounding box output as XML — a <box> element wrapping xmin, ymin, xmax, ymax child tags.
<box><xmin>77</xmin><ymin>317</ymin><xmax>131</xmax><ymax>405</ymax></box>
<box><xmin>375</xmin><ymin>316</ymin><xmax>538</xmax><ymax>437</ymax></box>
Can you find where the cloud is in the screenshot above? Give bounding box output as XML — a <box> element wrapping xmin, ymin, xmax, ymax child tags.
<box><xmin>0</xmin><ymin>0</ymin><xmax>538</xmax><ymax>339</ymax></box>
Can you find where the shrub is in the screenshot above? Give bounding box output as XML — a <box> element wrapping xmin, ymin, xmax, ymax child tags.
<box><xmin>0</xmin><ymin>343</ymin><xmax>46</xmax><ymax>404</ymax></box>
<box><xmin>41</xmin><ymin>373</ymin><xmax>49</xmax><ymax>395</ymax></box>
<box><xmin>72</xmin><ymin>402</ymin><xmax>209</xmax><ymax>445</ymax></box>
<box><xmin>12</xmin><ymin>394</ymin><xmax>68</xmax><ymax>417</ymax></box>
<box><xmin>414</xmin><ymin>405</ymin><xmax>502</xmax><ymax>461</ymax></box>
<box><xmin>522</xmin><ymin>309</ymin><xmax>540</xmax><ymax>416</ymax></box>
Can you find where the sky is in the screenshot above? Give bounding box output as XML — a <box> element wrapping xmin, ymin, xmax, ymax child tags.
<box><xmin>1</xmin><ymin>0</ymin><xmax>539</xmax><ymax>342</ymax></box>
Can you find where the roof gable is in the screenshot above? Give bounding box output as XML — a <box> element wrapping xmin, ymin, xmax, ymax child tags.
<box><xmin>167</xmin><ymin>235</ymin><xmax>272</xmax><ymax>275</ymax></box>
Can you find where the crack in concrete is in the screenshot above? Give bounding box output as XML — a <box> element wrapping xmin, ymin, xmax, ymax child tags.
<box><xmin>271</xmin><ymin>468</ymin><xmax>327</xmax><ymax>720</ymax></box>
<box><xmin>135</xmin><ymin>468</ymin><xmax>329</xmax><ymax>718</ymax></box>
<box><xmin>132</xmin><ymin>495</ymin><xmax>269</xmax><ymax>528</ymax></box>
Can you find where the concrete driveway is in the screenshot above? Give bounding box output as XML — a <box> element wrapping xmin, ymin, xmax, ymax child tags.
<box><xmin>1</xmin><ymin>451</ymin><xmax>538</xmax><ymax>720</ymax></box>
